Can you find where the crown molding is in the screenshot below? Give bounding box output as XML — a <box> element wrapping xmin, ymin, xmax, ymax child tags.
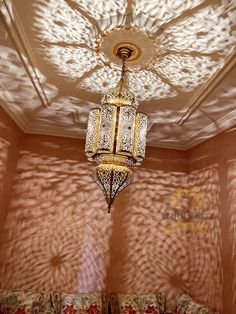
<box><xmin>0</xmin><ymin>0</ymin><xmax>51</xmax><ymax>108</ymax></box>
<box><xmin>176</xmin><ymin>48</ymin><xmax>236</xmax><ymax>125</ymax></box>
<box><xmin>182</xmin><ymin>109</ymin><xmax>236</xmax><ymax>150</ymax></box>
<box><xmin>0</xmin><ymin>85</ymin><xmax>32</xmax><ymax>132</ymax></box>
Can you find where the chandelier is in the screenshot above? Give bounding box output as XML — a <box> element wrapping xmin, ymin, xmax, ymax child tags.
<box><xmin>85</xmin><ymin>46</ymin><xmax>148</xmax><ymax>212</ymax></box>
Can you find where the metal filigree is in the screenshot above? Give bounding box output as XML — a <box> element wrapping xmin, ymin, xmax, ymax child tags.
<box><xmin>85</xmin><ymin>46</ymin><xmax>148</xmax><ymax>211</ymax></box>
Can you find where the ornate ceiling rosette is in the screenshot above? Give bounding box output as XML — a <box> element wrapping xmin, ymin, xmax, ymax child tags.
<box><xmin>33</xmin><ymin>0</ymin><xmax>236</xmax><ymax>101</ymax></box>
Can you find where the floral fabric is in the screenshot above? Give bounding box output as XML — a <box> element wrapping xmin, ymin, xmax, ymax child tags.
<box><xmin>174</xmin><ymin>293</ymin><xmax>213</xmax><ymax>314</ymax></box>
<box><xmin>60</xmin><ymin>293</ymin><xmax>102</xmax><ymax>314</ymax></box>
<box><xmin>50</xmin><ymin>292</ymin><xmax>62</xmax><ymax>314</ymax></box>
<box><xmin>110</xmin><ymin>293</ymin><xmax>166</xmax><ymax>314</ymax></box>
<box><xmin>0</xmin><ymin>289</ymin><xmax>47</xmax><ymax>314</ymax></box>
<box><xmin>0</xmin><ymin>290</ymin><xmax>214</xmax><ymax>314</ymax></box>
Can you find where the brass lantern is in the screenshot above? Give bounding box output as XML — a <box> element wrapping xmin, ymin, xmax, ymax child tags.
<box><xmin>85</xmin><ymin>47</ymin><xmax>148</xmax><ymax>212</ymax></box>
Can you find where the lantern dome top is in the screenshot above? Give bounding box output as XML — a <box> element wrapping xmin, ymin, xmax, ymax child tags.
<box><xmin>101</xmin><ymin>76</ymin><xmax>139</xmax><ymax>108</ymax></box>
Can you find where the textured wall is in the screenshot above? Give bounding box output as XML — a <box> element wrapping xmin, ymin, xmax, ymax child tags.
<box><xmin>0</xmin><ymin>107</ymin><xmax>21</xmax><ymax>235</ymax></box>
<box><xmin>188</xmin><ymin>129</ymin><xmax>236</xmax><ymax>313</ymax></box>
<box><xmin>0</xmin><ymin>135</ymin><xmax>187</xmax><ymax>310</ymax></box>
<box><xmin>0</xmin><ymin>135</ymin><xmax>113</xmax><ymax>292</ymax></box>
<box><xmin>0</xmin><ymin>117</ymin><xmax>236</xmax><ymax>313</ymax></box>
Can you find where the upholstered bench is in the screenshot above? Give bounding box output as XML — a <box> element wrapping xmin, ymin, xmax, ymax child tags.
<box><xmin>0</xmin><ymin>290</ymin><xmax>213</xmax><ymax>314</ymax></box>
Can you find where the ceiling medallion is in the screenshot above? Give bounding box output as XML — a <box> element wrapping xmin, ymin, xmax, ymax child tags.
<box><xmin>95</xmin><ymin>26</ymin><xmax>161</xmax><ymax>71</ymax></box>
<box><xmin>85</xmin><ymin>46</ymin><xmax>148</xmax><ymax>212</ymax></box>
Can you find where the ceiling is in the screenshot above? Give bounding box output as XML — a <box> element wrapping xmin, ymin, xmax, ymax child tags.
<box><xmin>0</xmin><ymin>0</ymin><xmax>235</xmax><ymax>150</ymax></box>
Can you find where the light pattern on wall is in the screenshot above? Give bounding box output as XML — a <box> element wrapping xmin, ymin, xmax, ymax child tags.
<box><xmin>116</xmin><ymin>169</ymin><xmax>189</xmax><ymax>307</ymax></box>
<box><xmin>187</xmin><ymin>166</ymin><xmax>222</xmax><ymax>312</ymax></box>
<box><xmin>1</xmin><ymin>148</ymin><xmax>220</xmax><ymax>310</ymax></box>
<box><xmin>109</xmin><ymin>165</ymin><xmax>221</xmax><ymax>312</ymax></box>
<box><xmin>227</xmin><ymin>160</ymin><xmax>236</xmax><ymax>307</ymax></box>
<box><xmin>33</xmin><ymin>0</ymin><xmax>236</xmax><ymax>99</ymax></box>
<box><xmin>0</xmin><ymin>149</ymin><xmax>113</xmax><ymax>292</ymax></box>
<box><xmin>0</xmin><ymin>139</ymin><xmax>9</xmax><ymax>196</ymax></box>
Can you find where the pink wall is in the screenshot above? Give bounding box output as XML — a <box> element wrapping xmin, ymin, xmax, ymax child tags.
<box><xmin>0</xmin><ymin>113</ymin><xmax>236</xmax><ymax>313</ymax></box>
<box><xmin>0</xmin><ymin>107</ymin><xmax>22</xmax><ymax>235</ymax></box>
<box><xmin>187</xmin><ymin>128</ymin><xmax>236</xmax><ymax>313</ymax></box>
<box><xmin>0</xmin><ymin>132</ymin><xmax>187</xmax><ymax>311</ymax></box>
<box><xmin>0</xmin><ymin>134</ymin><xmax>113</xmax><ymax>292</ymax></box>
<box><xmin>104</xmin><ymin>147</ymin><xmax>188</xmax><ymax>311</ymax></box>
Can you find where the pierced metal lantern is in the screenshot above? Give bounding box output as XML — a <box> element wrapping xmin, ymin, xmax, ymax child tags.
<box><xmin>85</xmin><ymin>47</ymin><xmax>148</xmax><ymax>212</ymax></box>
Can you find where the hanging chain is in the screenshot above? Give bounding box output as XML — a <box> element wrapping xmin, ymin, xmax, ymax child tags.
<box><xmin>121</xmin><ymin>57</ymin><xmax>126</xmax><ymax>80</ymax></box>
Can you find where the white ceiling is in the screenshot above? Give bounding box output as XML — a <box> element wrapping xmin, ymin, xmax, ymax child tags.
<box><xmin>0</xmin><ymin>0</ymin><xmax>236</xmax><ymax>150</ymax></box>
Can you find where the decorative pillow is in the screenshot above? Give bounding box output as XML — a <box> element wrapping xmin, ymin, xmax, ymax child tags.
<box><xmin>109</xmin><ymin>293</ymin><xmax>166</xmax><ymax>314</ymax></box>
<box><xmin>60</xmin><ymin>292</ymin><xmax>103</xmax><ymax>314</ymax></box>
<box><xmin>174</xmin><ymin>293</ymin><xmax>213</xmax><ymax>314</ymax></box>
<box><xmin>50</xmin><ymin>291</ymin><xmax>62</xmax><ymax>314</ymax></box>
<box><xmin>0</xmin><ymin>289</ymin><xmax>47</xmax><ymax>313</ymax></box>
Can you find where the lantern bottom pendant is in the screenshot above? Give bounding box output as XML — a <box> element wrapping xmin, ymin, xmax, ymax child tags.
<box><xmin>92</xmin><ymin>163</ymin><xmax>133</xmax><ymax>212</ymax></box>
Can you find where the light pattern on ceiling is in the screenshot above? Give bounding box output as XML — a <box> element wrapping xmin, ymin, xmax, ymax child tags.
<box><xmin>133</xmin><ymin>0</ymin><xmax>205</xmax><ymax>27</ymax></box>
<box><xmin>0</xmin><ymin>46</ymin><xmax>58</xmax><ymax>111</ymax></box>
<box><xmin>165</xmin><ymin>4</ymin><xmax>236</xmax><ymax>54</ymax></box>
<box><xmin>34</xmin><ymin>0</ymin><xmax>97</xmax><ymax>45</ymax></box>
<box><xmin>33</xmin><ymin>0</ymin><xmax>236</xmax><ymax>100</ymax></box>
<box><xmin>44</xmin><ymin>46</ymin><xmax>97</xmax><ymax>80</ymax></box>
<box><xmin>78</xmin><ymin>67</ymin><xmax>177</xmax><ymax>101</ymax></box>
<box><xmin>72</xmin><ymin>0</ymin><xmax>127</xmax><ymax>21</ymax></box>
<box><xmin>156</xmin><ymin>55</ymin><xmax>221</xmax><ymax>92</ymax></box>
